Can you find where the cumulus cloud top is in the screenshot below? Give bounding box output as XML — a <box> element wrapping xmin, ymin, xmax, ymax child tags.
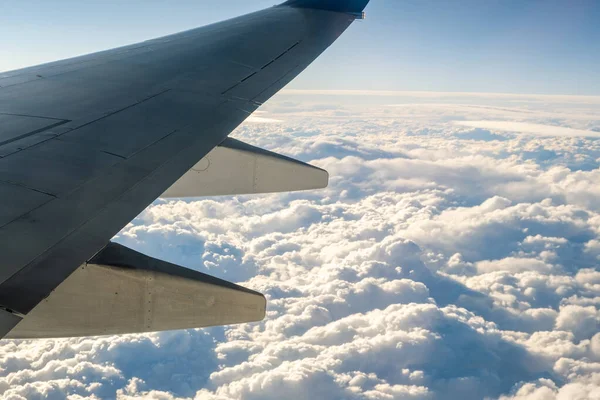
<box><xmin>1</xmin><ymin>92</ymin><xmax>600</xmax><ymax>400</ymax></box>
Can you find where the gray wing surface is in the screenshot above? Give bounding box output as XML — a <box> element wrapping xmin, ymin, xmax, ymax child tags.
<box><xmin>0</xmin><ymin>0</ymin><xmax>370</xmax><ymax>337</ymax></box>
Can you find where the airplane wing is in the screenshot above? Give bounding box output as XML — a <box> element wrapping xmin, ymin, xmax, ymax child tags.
<box><xmin>0</xmin><ymin>0</ymin><xmax>370</xmax><ymax>339</ymax></box>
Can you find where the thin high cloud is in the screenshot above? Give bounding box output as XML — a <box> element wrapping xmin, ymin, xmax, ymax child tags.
<box><xmin>281</xmin><ymin>90</ymin><xmax>600</xmax><ymax>104</ymax></box>
<box><xmin>455</xmin><ymin>120</ymin><xmax>600</xmax><ymax>138</ymax></box>
<box><xmin>245</xmin><ymin>111</ymin><xmax>283</xmax><ymax>124</ymax></box>
<box><xmin>2</xmin><ymin>93</ymin><xmax>600</xmax><ymax>400</ymax></box>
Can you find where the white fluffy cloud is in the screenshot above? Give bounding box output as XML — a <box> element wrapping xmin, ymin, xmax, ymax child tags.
<box><xmin>1</xmin><ymin>92</ymin><xmax>600</xmax><ymax>399</ymax></box>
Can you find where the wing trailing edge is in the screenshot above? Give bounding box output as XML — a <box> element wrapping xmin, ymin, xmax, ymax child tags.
<box><xmin>6</xmin><ymin>243</ymin><xmax>266</xmax><ymax>339</ymax></box>
<box><xmin>161</xmin><ymin>137</ymin><xmax>329</xmax><ymax>198</ymax></box>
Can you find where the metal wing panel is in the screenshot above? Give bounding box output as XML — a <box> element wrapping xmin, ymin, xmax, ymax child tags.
<box><xmin>0</xmin><ymin>140</ymin><xmax>123</xmax><ymax>196</ymax></box>
<box><xmin>0</xmin><ymin>182</ymin><xmax>53</xmax><ymax>229</ymax></box>
<box><xmin>57</xmin><ymin>90</ymin><xmax>222</xmax><ymax>159</ymax></box>
<box><xmin>0</xmin><ymin>76</ymin><xmax>149</xmax><ymax>121</ymax></box>
<box><xmin>0</xmin><ymin>4</ymin><xmax>363</xmax><ymax>325</ymax></box>
<box><xmin>224</xmin><ymin>9</ymin><xmax>354</xmax><ymax>103</ymax></box>
<box><xmin>0</xmin><ymin>114</ymin><xmax>66</xmax><ymax>146</ymax></box>
<box><xmin>0</xmin><ymin>43</ymin><xmax>153</xmax><ymax>89</ymax></box>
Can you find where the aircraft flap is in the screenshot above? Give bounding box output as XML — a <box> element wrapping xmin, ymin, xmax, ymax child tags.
<box><xmin>161</xmin><ymin>137</ymin><xmax>329</xmax><ymax>198</ymax></box>
<box><xmin>6</xmin><ymin>243</ymin><xmax>266</xmax><ymax>339</ymax></box>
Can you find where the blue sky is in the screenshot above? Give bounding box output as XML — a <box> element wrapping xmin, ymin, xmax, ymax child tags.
<box><xmin>2</xmin><ymin>0</ymin><xmax>599</xmax><ymax>95</ymax></box>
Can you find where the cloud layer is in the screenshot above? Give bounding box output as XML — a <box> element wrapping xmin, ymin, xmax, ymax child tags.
<box><xmin>1</xmin><ymin>92</ymin><xmax>600</xmax><ymax>399</ymax></box>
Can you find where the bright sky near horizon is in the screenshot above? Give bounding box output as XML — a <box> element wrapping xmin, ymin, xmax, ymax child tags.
<box><xmin>1</xmin><ymin>0</ymin><xmax>599</xmax><ymax>95</ymax></box>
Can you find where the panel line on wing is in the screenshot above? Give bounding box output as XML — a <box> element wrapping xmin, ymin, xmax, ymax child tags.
<box><xmin>252</xmin><ymin>63</ymin><xmax>303</xmax><ymax>104</ymax></box>
<box><xmin>0</xmin><ymin>120</ymin><xmax>70</xmax><ymax>148</ymax></box>
<box><xmin>221</xmin><ymin>40</ymin><xmax>303</xmax><ymax>96</ymax></box>
<box><xmin>261</xmin><ymin>41</ymin><xmax>301</xmax><ymax>70</ymax></box>
<box><xmin>100</xmin><ymin>150</ymin><xmax>127</xmax><ymax>160</ymax></box>
<box><xmin>0</xmin><ymin>179</ymin><xmax>57</xmax><ymax>198</ymax></box>
<box><xmin>239</xmin><ymin>72</ymin><xmax>259</xmax><ymax>83</ymax></box>
<box><xmin>0</xmin><ymin>181</ymin><xmax>56</xmax><ymax>230</ymax></box>
<box><xmin>63</xmin><ymin>89</ymin><xmax>171</xmax><ymax>134</ymax></box>
<box><xmin>0</xmin><ymin>112</ymin><xmax>66</xmax><ymax>121</ymax></box>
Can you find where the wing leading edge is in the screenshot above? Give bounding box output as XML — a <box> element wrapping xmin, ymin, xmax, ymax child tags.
<box><xmin>0</xmin><ymin>0</ymin><xmax>370</xmax><ymax>338</ymax></box>
<box><xmin>282</xmin><ymin>0</ymin><xmax>370</xmax><ymax>13</ymax></box>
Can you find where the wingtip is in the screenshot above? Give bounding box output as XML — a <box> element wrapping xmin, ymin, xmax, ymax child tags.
<box><xmin>280</xmin><ymin>0</ymin><xmax>370</xmax><ymax>14</ymax></box>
